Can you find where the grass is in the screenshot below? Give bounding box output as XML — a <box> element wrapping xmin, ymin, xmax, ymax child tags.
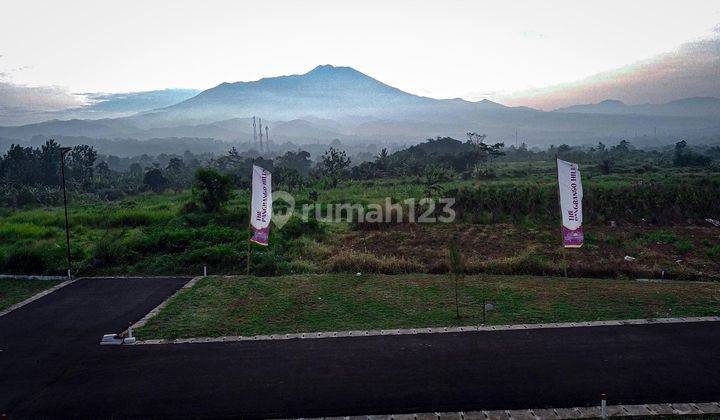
<box><xmin>1</xmin><ymin>172</ymin><xmax>719</xmax><ymax>278</ymax></box>
<box><xmin>136</xmin><ymin>274</ymin><xmax>720</xmax><ymax>340</ymax></box>
<box><xmin>0</xmin><ymin>279</ymin><xmax>60</xmax><ymax>311</ymax></box>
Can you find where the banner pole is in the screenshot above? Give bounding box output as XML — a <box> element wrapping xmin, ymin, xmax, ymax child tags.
<box><xmin>554</xmin><ymin>154</ymin><xmax>568</xmax><ymax>277</ymax></box>
<box><xmin>247</xmin><ymin>191</ymin><xmax>252</xmax><ymax>275</ymax></box>
<box><xmin>247</xmin><ymin>236</ymin><xmax>252</xmax><ymax>275</ymax></box>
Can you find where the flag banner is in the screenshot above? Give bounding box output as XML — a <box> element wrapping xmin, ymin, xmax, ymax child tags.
<box><xmin>250</xmin><ymin>165</ymin><xmax>272</xmax><ymax>246</ymax></box>
<box><xmin>556</xmin><ymin>158</ymin><xmax>584</xmax><ymax>248</ymax></box>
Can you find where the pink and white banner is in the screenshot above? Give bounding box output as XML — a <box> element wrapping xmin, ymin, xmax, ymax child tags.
<box><xmin>250</xmin><ymin>165</ymin><xmax>272</xmax><ymax>246</ymax></box>
<box><xmin>556</xmin><ymin>158</ymin><xmax>584</xmax><ymax>248</ymax></box>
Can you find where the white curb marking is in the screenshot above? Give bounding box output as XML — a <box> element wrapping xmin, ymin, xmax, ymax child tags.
<box><xmin>97</xmin><ymin>276</ymin><xmax>200</xmax><ymax>345</ymax></box>
<box><xmin>0</xmin><ymin>278</ymin><xmax>77</xmax><ymax>318</ymax></box>
<box><xmin>275</xmin><ymin>401</ymin><xmax>720</xmax><ymax>419</ymax></box>
<box><xmin>127</xmin><ymin>276</ymin><xmax>202</xmax><ymax>331</ymax></box>
<box><xmin>129</xmin><ymin>315</ymin><xmax>720</xmax><ymax>345</ymax></box>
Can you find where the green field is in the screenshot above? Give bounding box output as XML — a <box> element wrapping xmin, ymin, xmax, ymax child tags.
<box><xmin>1</xmin><ymin>169</ymin><xmax>719</xmax><ymax>279</ymax></box>
<box><xmin>135</xmin><ymin>274</ymin><xmax>720</xmax><ymax>340</ymax></box>
<box><xmin>0</xmin><ymin>279</ymin><xmax>60</xmax><ymax>311</ymax></box>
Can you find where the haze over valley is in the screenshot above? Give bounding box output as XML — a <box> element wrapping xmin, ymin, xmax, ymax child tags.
<box><xmin>2</xmin><ymin>63</ymin><xmax>720</xmax><ymax>157</ymax></box>
<box><xmin>2</xmin><ymin>1</ymin><xmax>720</xmax><ymax>156</ymax></box>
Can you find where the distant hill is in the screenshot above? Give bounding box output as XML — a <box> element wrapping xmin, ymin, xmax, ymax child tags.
<box><xmin>1</xmin><ymin>65</ymin><xmax>720</xmax><ymax>148</ymax></box>
<box><xmin>0</xmin><ymin>89</ymin><xmax>201</xmax><ymax>126</ymax></box>
<box><xmin>144</xmin><ymin>64</ymin><xmax>511</xmax><ymax>124</ymax></box>
<box><xmin>81</xmin><ymin>89</ymin><xmax>201</xmax><ymax>116</ymax></box>
<box><xmin>554</xmin><ymin>97</ymin><xmax>720</xmax><ymax>118</ymax></box>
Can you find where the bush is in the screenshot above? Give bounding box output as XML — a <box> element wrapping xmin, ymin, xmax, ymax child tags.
<box><xmin>674</xmin><ymin>240</ymin><xmax>694</xmax><ymax>254</ymax></box>
<box><xmin>97</xmin><ymin>188</ymin><xmax>125</xmax><ymax>201</ymax></box>
<box><xmin>278</xmin><ymin>216</ymin><xmax>323</xmax><ymax>240</ymax></box>
<box><xmin>90</xmin><ymin>234</ymin><xmax>139</xmax><ymax>268</ymax></box>
<box><xmin>645</xmin><ymin>230</ymin><xmax>677</xmax><ymax>244</ymax></box>
<box><xmin>250</xmin><ymin>248</ymin><xmax>290</xmax><ymax>276</ymax></box>
<box><xmin>192</xmin><ymin>168</ymin><xmax>234</xmax><ymax>212</ymax></box>
<box><xmin>0</xmin><ymin>248</ymin><xmax>54</xmax><ymax>274</ymax></box>
<box><xmin>2</xmin><ymin>249</ymin><xmax>48</xmax><ymax>274</ymax></box>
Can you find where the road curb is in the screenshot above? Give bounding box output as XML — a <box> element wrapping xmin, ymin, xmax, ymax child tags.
<box><xmin>281</xmin><ymin>401</ymin><xmax>720</xmax><ymax>419</ymax></box>
<box><xmin>129</xmin><ymin>315</ymin><xmax>720</xmax><ymax>346</ymax></box>
<box><xmin>128</xmin><ymin>275</ymin><xmax>203</xmax><ymax>331</ymax></box>
<box><xmin>0</xmin><ymin>278</ymin><xmax>78</xmax><ymax>318</ymax></box>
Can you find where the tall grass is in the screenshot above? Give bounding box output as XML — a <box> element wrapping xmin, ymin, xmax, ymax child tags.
<box><xmin>454</xmin><ymin>178</ymin><xmax>720</xmax><ymax>224</ymax></box>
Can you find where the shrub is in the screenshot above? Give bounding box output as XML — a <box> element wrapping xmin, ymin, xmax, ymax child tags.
<box><xmin>645</xmin><ymin>230</ymin><xmax>677</xmax><ymax>244</ymax></box>
<box><xmin>706</xmin><ymin>245</ymin><xmax>720</xmax><ymax>258</ymax></box>
<box><xmin>90</xmin><ymin>234</ymin><xmax>139</xmax><ymax>268</ymax></box>
<box><xmin>250</xmin><ymin>249</ymin><xmax>290</xmax><ymax>276</ymax></box>
<box><xmin>0</xmin><ymin>246</ymin><xmax>65</xmax><ymax>274</ymax></box>
<box><xmin>674</xmin><ymin>240</ymin><xmax>694</xmax><ymax>254</ymax></box>
<box><xmin>181</xmin><ymin>244</ymin><xmax>243</xmax><ymax>272</ymax></box>
<box><xmin>278</xmin><ymin>216</ymin><xmax>323</xmax><ymax>240</ymax></box>
<box><xmin>1</xmin><ymin>248</ymin><xmax>49</xmax><ymax>274</ymax></box>
<box><xmin>192</xmin><ymin>168</ymin><xmax>233</xmax><ymax>213</ymax></box>
<box><xmin>97</xmin><ymin>188</ymin><xmax>125</xmax><ymax>201</ymax></box>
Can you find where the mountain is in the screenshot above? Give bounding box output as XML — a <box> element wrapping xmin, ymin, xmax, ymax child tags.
<box><xmin>1</xmin><ymin>65</ymin><xmax>720</xmax><ymax>148</ymax></box>
<box><xmin>143</xmin><ymin>65</ymin><xmax>512</xmax><ymax>124</ymax></box>
<box><xmin>554</xmin><ymin>99</ymin><xmax>628</xmax><ymax>114</ymax></box>
<box><xmin>554</xmin><ymin>97</ymin><xmax>720</xmax><ymax>118</ymax></box>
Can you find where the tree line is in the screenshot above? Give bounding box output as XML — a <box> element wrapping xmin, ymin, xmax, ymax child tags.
<box><xmin>1</xmin><ymin>135</ymin><xmax>718</xmax><ymax>208</ymax></box>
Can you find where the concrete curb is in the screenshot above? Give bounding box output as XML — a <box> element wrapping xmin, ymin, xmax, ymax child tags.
<box><xmin>0</xmin><ymin>274</ymin><xmax>69</xmax><ymax>281</ymax></box>
<box><xmin>0</xmin><ymin>278</ymin><xmax>77</xmax><ymax>318</ymax></box>
<box><xmin>129</xmin><ymin>315</ymin><xmax>720</xmax><ymax>346</ymax></box>
<box><xmin>281</xmin><ymin>401</ymin><xmax>720</xmax><ymax>419</ymax></box>
<box><xmin>128</xmin><ymin>276</ymin><xmax>204</xmax><ymax>331</ymax></box>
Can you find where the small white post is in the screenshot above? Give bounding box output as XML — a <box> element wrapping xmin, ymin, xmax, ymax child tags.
<box><xmin>67</xmin><ymin>268</ymin><xmax>72</xmax><ymax>279</ymax></box>
<box><xmin>600</xmin><ymin>393</ymin><xmax>607</xmax><ymax>418</ymax></box>
<box><xmin>123</xmin><ymin>322</ymin><xmax>136</xmax><ymax>344</ymax></box>
<box><xmin>203</xmin><ymin>265</ymin><xmax>207</xmax><ymax>277</ymax></box>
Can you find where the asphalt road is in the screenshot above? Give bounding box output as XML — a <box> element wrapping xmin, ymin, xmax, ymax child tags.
<box><xmin>1</xmin><ymin>277</ymin><xmax>720</xmax><ymax>418</ymax></box>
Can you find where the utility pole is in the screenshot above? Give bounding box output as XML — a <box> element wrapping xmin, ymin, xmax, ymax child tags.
<box><xmin>60</xmin><ymin>146</ymin><xmax>72</xmax><ymax>279</ymax></box>
<box><xmin>252</xmin><ymin>117</ymin><xmax>257</xmax><ymax>149</ymax></box>
<box><xmin>265</xmin><ymin>125</ymin><xmax>269</xmax><ymax>153</ymax></box>
<box><xmin>258</xmin><ymin>118</ymin><xmax>263</xmax><ymax>153</ymax></box>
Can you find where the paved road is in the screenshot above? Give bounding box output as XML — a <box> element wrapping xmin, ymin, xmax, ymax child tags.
<box><xmin>2</xmin><ymin>277</ymin><xmax>720</xmax><ymax>418</ymax></box>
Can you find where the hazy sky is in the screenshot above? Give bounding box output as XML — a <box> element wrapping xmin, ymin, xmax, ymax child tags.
<box><xmin>1</xmin><ymin>0</ymin><xmax>719</xmax><ymax>111</ymax></box>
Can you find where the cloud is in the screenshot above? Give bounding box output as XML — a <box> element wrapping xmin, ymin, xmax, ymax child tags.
<box><xmin>499</xmin><ymin>35</ymin><xmax>720</xmax><ymax>110</ymax></box>
<box><xmin>0</xmin><ymin>54</ymin><xmax>87</xmax><ymax>125</ymax></box>
<box><xmin>0</xmin><ymin>81</ymin><xmax>87</xmax><ymax>125</ymax></box>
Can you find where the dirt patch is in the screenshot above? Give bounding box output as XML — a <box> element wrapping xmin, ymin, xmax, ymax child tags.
<box><xmin>331</xmin><ymin>223</ymin><xmax>720</xmax><ymax>280</ymax></box>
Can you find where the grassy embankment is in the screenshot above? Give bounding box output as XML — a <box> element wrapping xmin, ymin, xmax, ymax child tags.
<box><xmin>0</xmin><ymin>167</ymin><xmax>718</xmax><ymax>279</ymax></box>
<box><xmin>0</xmin><ymin>279</ymin><xmax>60</xmax><ymax>311</ymax></box>
<box><xmin>135</xmin><ymin>274</ymin><xmax>720</xmax><ymax>340</ymax></box>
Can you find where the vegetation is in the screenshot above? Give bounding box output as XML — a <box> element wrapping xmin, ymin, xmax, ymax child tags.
<box><xmin>0</xmin><ymin>135</ymin><xmax>718</xmax><ymax>280</ymax></box>
<box><xmin>191</xmin><ymin>168</ymin><xmax>233</xmax><ymax>212</ymax></box>
<box><xmin>0</xmin><ymin>279</ymin><xmax>60</xmax><ymax>311</ymax></box>
<box><xmin>0</xmin><ymin>170</ymin><xmax>718</xmax><ymax>278</ymax></box>
<box><xmin>135</xmin><ymin>274</ymin><xmax>720</xmax><ymax>340</ymax></box>
<box><xmin>448</xmin><ymin>239</ymin><xmax>464</xmax><ymax>318</ymax></box>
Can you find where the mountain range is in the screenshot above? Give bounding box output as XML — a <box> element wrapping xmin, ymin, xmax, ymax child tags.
<box><xmin>1</xmin><ymin>65</ymin><xmax>720</xmax><ymax>148</ymax></box>
<box><xmin>554</xmin><ymin>97</ymin><xmax>720</xmax><ymax>118</ymax></box>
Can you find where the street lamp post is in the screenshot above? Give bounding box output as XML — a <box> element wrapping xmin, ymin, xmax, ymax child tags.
<box><xmin>60</xmin><ymin>146</ymin><xmax>72</xmax><ymax>279</ymax></box>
